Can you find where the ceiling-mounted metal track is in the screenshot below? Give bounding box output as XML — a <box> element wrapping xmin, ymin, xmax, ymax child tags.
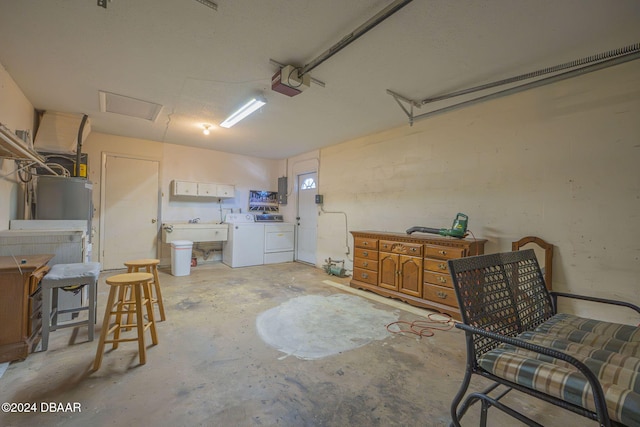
<box><xmin>299</xmin><ymin>0</ymin><xmax>413</xmax><ymax>76</ymax></box>
<box><xmin>194</xmin><ymin>0</ymin><xmax>217</xmax><ymax>11</ymax></box>
<box><xmin>388</xmin><ymin>42</ymin><xmax>640</xmax><ymax>125</ymax></box>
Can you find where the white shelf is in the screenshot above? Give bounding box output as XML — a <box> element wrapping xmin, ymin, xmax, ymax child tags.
<box><xmin>0</xmin><ymin>124</ymin><xmax>60</xmax><ymax>175</ymax></box>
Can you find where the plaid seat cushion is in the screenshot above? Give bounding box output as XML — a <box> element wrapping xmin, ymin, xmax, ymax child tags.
<box><xmin>478</xmin><ymin>314</ymin><xmax>640</xmax><ymax>426</ymax></box>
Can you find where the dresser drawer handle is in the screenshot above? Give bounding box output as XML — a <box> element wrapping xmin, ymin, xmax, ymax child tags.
<box><xmin>363</xmin><ymin>261</ymin><xmax>368</xmax><ymax>267</ymax></box>
<box><xmin>438</xmin><ymin>276</ymin><xmax>447</xmax><ymax>283</ymax></box>
<box><xmin>438</xmin><ymin>263</ymin><xmax>447</xmax><ymax>270</ymax></box>
<box><xmin>436</xmin><ymin>291</ymin><xmax>448</xmax><ymax>299</ymax></box>
<box><xmin>363</xmin><ymin>251</ymin><xmax>369</xmax><ymax>257</ymax></box>
<box><xmin>410</xmin><ymin>247</ymin><xmax>417</xmax><ymax>252</ymax></box>
<box><xmin>382</xmin><ymin>244</ymin><xmax>388</xmax><ymax>249</ymax></box>
<box><xmin>363</xmin><ymin>242</ymin><xmax>368</xmax><ymax>246</ymax></box>
<box><xmin>361</xmin><ymin>272</ymin><xmax>369</xmax><ymax>279</ymax></box>
<box><xmin>438</xmin><ymin>250</ymin><xmax>447</xmax><ymax>255</ymax></box>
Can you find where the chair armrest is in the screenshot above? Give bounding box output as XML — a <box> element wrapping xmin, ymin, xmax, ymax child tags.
<box><xmin>455</xmin><ymin>322</ymin><xmax>611</xmax><ymax>425</ymax></box>
<box><xmin>550</xmin><ymin>291</ymin><xmax>640</xmax><ymax>315</ymax></box>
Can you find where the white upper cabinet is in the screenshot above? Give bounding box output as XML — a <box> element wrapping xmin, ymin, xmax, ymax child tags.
<box><xmin>173</xmin><ymin>180</ymin><xmax>198</xmax><ymax>196</ymax></box>
<box><xmin>172</xmin><ymin>180</ymin><xmax>235</xmax><ymax>198</ymax></box>
<box><xmin>197</xmin><ymin>182</ymin><xmax>217</xmax><ymax>197</ymax></box>
<box><xmin>216</xmin><ymin>184</ymin><xmax>235</xmax><ymax>198</ymax></box>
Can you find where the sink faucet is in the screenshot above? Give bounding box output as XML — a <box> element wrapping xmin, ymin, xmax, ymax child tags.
<box><xmin>188</xmin><ymin>218</ymin><xmax>200</xmax><ymax>224</ymax></box>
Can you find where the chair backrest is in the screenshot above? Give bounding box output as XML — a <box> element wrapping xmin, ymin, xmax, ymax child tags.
<box><xmin>512</xmin><ymin>236</ymin><xmax>553</xmax><ymax>290</ymax></box>
<box><xmin>448</xmin><ymin>250</ymin><xmax>554</xmax><ymax>355</ymax></box>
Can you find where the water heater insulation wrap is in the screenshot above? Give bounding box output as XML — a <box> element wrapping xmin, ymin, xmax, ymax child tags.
<box><xmin>34</xmin><ymin>111</ymin><xmax>91</xmax><ymax>154</ymax></box>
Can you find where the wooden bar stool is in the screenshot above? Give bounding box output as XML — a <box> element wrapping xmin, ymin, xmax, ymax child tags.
<box><xmin>92</xmin><ymin>272</ymin><xmax>158</xmax><ymax>370</ymax></box>
<box><xmin>124</xmin><ymin>259</ymin><xmax>166</xmax><ymax>321</ymax></box>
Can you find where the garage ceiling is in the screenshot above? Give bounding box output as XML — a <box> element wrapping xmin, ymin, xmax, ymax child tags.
<box><xmin>0</xmin><ymin>1</ymin><xmax>638</xmax><ymax>159</ymax></box>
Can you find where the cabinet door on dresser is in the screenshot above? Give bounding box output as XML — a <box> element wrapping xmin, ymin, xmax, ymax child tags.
<box><xmin>378</xmin><ymin>240</ymin><xmax>423</xmax><ymax>296</ymax></box>
<box><xmin>378</xmin><ymin>252</ymin><xmax>399</xmax><ymax>291</ymax></box>
<box><xmin>380</xmin><ymin>253</ymin><xmax>423</xmax><ymax>295</ymax></box>
<box><xmin>398</xmin><ymin>255</ymin><xmax>422</xmax><ymax>297</ymax></box>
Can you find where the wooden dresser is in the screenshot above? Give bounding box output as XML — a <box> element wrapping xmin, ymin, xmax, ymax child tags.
<box><xmin>351</xmin><ymin>231</ymin><xmax>486</xmax><ymax>320</ymax></box>
<box><xmin>0</xmin><ymin>254</ymin><xmax>53</xmax><ymax>362</ymax></box>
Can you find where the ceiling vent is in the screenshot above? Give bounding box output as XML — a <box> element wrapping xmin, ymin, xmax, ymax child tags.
<box><xmin>99</xmin><ymin>91</ymin><xmax>163</xmax><ymax>122</ymax></box>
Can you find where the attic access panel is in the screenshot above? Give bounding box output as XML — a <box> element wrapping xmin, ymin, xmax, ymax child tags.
<box><xmin>99</xmin><ymin>91</ymin><xmax>163</xmax><ymax>122</ymax></box>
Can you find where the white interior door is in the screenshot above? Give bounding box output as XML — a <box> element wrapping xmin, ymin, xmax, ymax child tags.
<box><xmin>101</xmin><ymin>154</ymin><xmax>160</xmax><ymax>270</ymax></box>
<box><xmin>296</xmin><ymin>172</ymin><xmax>317</xmax><ymax>264</ymax></box>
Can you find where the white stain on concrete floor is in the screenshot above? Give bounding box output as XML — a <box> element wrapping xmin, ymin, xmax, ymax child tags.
<box><xmin>256</xmin><ymin>294</ymin><xmax>399</xmax><ymax>360</ymax></box>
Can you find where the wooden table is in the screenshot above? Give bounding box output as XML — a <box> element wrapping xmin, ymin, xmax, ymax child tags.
<box><xmin>0</xmin><ymin>254</ymin><xmax>53</xmax><ymax>362</ymax></box>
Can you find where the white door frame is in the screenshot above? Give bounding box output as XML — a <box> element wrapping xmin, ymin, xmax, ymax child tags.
<box><xmin>295</xmin><ymin>171</ymin><xmax>318</xmax><ymax>264</ymax></box>
<box><xmin>99</xmin><ymin>152</ymin><xmax>161</xmax><ymax>267</ymax></box>
<box><xmin>287</xmin><ymin>157</ymin><xmax>319</xmax><ymax>265</ymax></box>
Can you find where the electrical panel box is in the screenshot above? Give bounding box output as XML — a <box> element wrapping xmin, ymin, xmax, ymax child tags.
<box><xmin>278</xmin><ymin>176</ymin><xmax>287</xmax><ymax>204</ymax></box>
<box><xmin>315</xmin><ymin>194</ymin><xmax>323</xmax><ymax>204</ymax></box>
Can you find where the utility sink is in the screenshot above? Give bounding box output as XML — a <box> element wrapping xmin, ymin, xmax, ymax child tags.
<box><xmin>162</xmin><ymin>222</ymin><xmax>228</xmax><ymax>243</ymax></box>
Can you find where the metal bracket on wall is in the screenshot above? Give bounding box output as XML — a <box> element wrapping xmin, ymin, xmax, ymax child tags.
<box><xmin>388</xmin><ymin>42</ymin><xmax>640</xmax><ymax>126</ymax></box>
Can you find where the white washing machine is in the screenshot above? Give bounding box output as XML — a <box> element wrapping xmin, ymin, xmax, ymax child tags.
<box><xmin>222</xmin><ymin>213</ymin><xmax>265</xmax><ymax>268</ymax></box>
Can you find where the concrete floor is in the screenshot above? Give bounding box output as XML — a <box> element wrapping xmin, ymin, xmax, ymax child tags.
<box><xmin>0</xmin><ymin>261</ymin><xmax>587</xmax><ymax>426</ymax></box>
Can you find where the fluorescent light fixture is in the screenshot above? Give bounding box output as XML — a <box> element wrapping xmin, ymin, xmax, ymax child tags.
<box><xmin>220</xmin><ymin>97</ymin><xmax>266</xmax><ymax>128</ymax></box>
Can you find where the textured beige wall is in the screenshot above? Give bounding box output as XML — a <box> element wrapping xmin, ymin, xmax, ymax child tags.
<box><xmin>83</xmin><ymin>134</ymin><xmax>282</xmax><ymax>265</ymax></box>
<box><xmin>161</xmin><ymin>143</ymin><xmax>281</xmax><ymax>222</ymax></box>
<box><xmin>0</xmin><ymin>62</ymin><xmax>35</xmax><ymax>229</ymax></box>
<box><xmin>82</xmin><ymin>132</ymin><xmax>164</xmax><ymax>261</ymax></box>
<box><xmin>316</xmin><ymin>60</ymin><xmax>640</xmax><ymax>324</ymax></box>
<box><xmin>3</xmin><ymin>58</ymin><xmax>638</xmax><ymax>323</ymax></box>
<box><xmin>160</xmin><ymin>143</ymin><xmax>282</xmax><ymax>263</ymax></box>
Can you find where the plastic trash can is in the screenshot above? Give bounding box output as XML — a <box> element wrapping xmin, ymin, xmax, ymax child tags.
<box><xmin>170</xmin><ymin>240</ymin><xmax>193</xmax><ymax>276</ymax></box>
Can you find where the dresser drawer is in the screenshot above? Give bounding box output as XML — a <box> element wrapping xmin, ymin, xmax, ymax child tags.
<box><xmin>423</xmin><ymin>270</ymin><xmax>453</xmax><ymax>288</ymax></box>
<box><xmin>379</xmin><ymin>240</ymin><xmax>422</xmax><ymax>256</ymax></box>
<box><xmin>425</xmin><ymin>245</ymin><xmax>465</xmax><ymax>260</ymax></box>
<box><xmin>353</xmin><ymin>268</ymin><xmax>378</xmax><ymax>286</ymax></box>
<box><xmin>355</xmin><ymin>237</ymin><xmax>378</xmax><ymax>249</ymax></box>
<box><xmin>424</xmin><ymin>258</ymin><xmax>450</xmax><ymax>273</ymax></box>
<box><xmin>354</xmin><ymin>257</ymin><xmax>378</xmax><ymax>272</ymax></box>
<box><xmin>423</xmin><ymin>284</ymin><xmax>458</xmax><ymax>308</ymax></box>
<box><xmin>354</xmin><ymin>247</ymin><xmax>379</xmax><ymax>261</ymax></box>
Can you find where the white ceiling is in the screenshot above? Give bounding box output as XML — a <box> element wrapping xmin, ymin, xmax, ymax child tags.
<box><xmin>0</xmin><ymin>1</ymin><xmax>639</xmax><ymax>159</ymax></box>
